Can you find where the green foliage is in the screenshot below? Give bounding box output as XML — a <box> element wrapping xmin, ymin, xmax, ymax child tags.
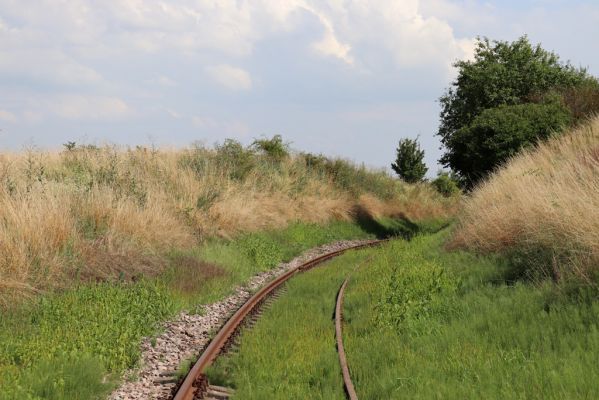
<box><xmin>343</xmin><ymin>233</ymin><xmax>599</xmax><ymax>399</ymax></box>
<box><xmin>391</xmin><ymin>138</ymin><xmax>428</xmax><ymax>183</ymax></box>
<box><xmin>0</xmin><ymin>355</ymin><xmax>110</xmax><ymax>400</ymax></box>
<box><xmin>375</xmin><ymin>256</ymin><xmax>458</xmax><ymax>333</ymax></box>
<box><xmin>447</xmin><ymin>101</ymin><xmax>571</xmax><ymax>184</ymax></box>
<box><xmin>431</xmin><ymin>171</ymin><xmax>460</xmax><ymax>197</ymax></box>
<box><xmin>438</xmin><ymin>35</ymin><xmax>596</xmax><ymax>186</ymax></box>
<box><xmin>251</xmin><ymin>134</ymin><xmax>290</xmax><ymax>162</ymax></box>
<box><xmin>0</xmin><ymin>281</ymin><xmax>176</xmax><ymax>398</ymax></box>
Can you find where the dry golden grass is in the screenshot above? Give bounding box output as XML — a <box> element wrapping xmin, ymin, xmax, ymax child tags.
<box><xmin>0</xmin><ymin>145</ymin><xmax>455</xmax><ymax>304</ymax></box>
<box><xmin>452</xmin><ymin>116</ymin><xmax>599</xmax><ymax>281</ymax></box>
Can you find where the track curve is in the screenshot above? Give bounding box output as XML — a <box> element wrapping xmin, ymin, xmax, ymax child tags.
<box><xmin>173</xmin><ymin>239</ymin><xmax>385</xmax><ymax>400</ymax></box>
<box><xmin>335</xmin><ymin>277</ymin><xmax>359</xmax><ymax>400</ymax></box>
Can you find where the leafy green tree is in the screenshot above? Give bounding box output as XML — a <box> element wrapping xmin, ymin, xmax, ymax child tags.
<box><xmin>446</xmin><ymin>100</ymin><xmax>571</xmax><ymax>185</ymax></box>
<box><xmin>391</xmin><ymin>138</ymin><xmax>428</xmax><ymax>183</ymax></box>
<box><xmin>438</xmin><ymin>36</ymin><xmax>595</xmax><ymax>186</ymax></box>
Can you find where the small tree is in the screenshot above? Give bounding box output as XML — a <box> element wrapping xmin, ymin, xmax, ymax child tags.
<box><xmin>391</xmin><ymin>138</ymin><xmax>428</xmax><ymax>183</ymax></box>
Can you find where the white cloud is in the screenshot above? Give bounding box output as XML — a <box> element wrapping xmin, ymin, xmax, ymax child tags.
<box><xmin>0</xmin><ymin>109</ymin><xmax>17</xmax><ymax>123</ymax></box>
<box><xmin>205</xmin><ymin>64</ymin><xmax>253</xmax><ymax>91</ymax></box>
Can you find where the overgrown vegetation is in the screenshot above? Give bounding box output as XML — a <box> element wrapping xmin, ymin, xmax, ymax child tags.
<box><xmin>438</xmin><ymin>35</ymin><xmax>598</xmax><ymax>187</ymax></box>
<box><xmin>452</xmin><ymin>116</ymin><xmax>599</xmax><ymax>284</ymax></box>
<box><xmin>0</xmin><ymin>221</ymin><xmax>376</xmax><ymax>399</ymax></box>
<box><xmin>0</xmin><ymin>138</ymin><xmax>457</xmax><ymax>305</ymax></box>
<box><xmin>205</xmin><ymin>249</ymin><xmax>366</xmax><ymax>399</ymax></box>
<box><xmin>344</xmin><ymin>233</ymin><xmax>599</xmax><ymax>399</ymax></box>
<box><xmin>430</xmin><ymin>171</ymin><xmax>460</xmax><ymax>197</ymax></box>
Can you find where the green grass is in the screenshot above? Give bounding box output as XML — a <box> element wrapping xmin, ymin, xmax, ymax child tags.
<box><xmin>205</xmin><ymin>249</ymin><xmax>374</xmax><ymax>399</ymax></box>
<box><xmin>0</xmin><ymin>282</ymin><xmax>177</xmax><ymax>399</ymax></box>
<box><xmin>344</xmin><ymin>232</ymin><xmax>599</xmax><ymax>399</ymax></box>
<box><xmin>0</xmin><ymin>221</ymin><xmax>374</xmax><ymax>400</ymax></box>
<box><xmin>161</xmin><ymin>220</ymin><xmax>373</xmax><ymax>306</ymax></box>
<box><xmin>206</xmin><ymin>231</ymin><xmax>599</xmax><ymax>399</ymax></box>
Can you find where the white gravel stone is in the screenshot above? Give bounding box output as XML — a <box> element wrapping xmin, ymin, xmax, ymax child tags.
<box><xmin>109</xmin><ymin>239</ymin><xmax>374</xmax><ymax>400</ymax></box>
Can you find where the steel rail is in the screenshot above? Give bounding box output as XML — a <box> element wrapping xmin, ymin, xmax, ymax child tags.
<box><xmin>173</xmin><ymin>239</ymin><xmax>384</xmax><ymax>400</ymax></box>
<box><xmin>335</xmin><ymin>277</ymin><xmax>358</xmax><ymax>400</ymax></box>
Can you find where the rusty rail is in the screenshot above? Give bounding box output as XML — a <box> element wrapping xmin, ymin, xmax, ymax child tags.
<box><xmin>172</xmin><ymin>239</ymin><xmax>384</xmax><ymax>400</ymax></box>
<box><xmin>336</xmin><ymin>277</ymin><xmax>358</xmax><ymax>400</ymax></box>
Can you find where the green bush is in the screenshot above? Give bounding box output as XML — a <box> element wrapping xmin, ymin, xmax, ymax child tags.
<box><xmin>431</xmin><ymin>171</ymin><xmax>460</xmax><ymax>197</ymax></box>
<box><xmin>251</xmin><ymin>134</ymin><xmax>289</xmax><ymax>163</ymax></box>
<box><xmin>446</xmin><ymin>101</ymin><xmax>571</xmax><ymax>184</ymax></box>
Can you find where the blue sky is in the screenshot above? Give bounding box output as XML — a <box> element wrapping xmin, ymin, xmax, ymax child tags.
<box><xmin>1</xmin><ymin>0</ymin><xmax>598</xmax><ymax>174</ymax></box>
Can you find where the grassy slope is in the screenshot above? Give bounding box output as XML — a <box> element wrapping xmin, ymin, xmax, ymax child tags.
<box><xmin>453</xmin><ymin>115</ymin><xmax>599</xmax><ymax>281</ymax></box>
<box><xmin>345</xmin><ymin>233</ymin><xmax>599</xmax><ymax>399</ymax></box>
<box><xmin>0</xmin><ymin>144</ymin><xmax>456</xmax><ymax>305</ymax></box>
<box><xmin>0</xmin><ymin>221</ymin><xmax>374</xmax><ymax>400</ymax></box>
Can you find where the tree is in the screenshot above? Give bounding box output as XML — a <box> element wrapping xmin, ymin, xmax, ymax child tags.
<box><xmin>438</xmin><ymin>36</ymin><xmax>595</xmax><ymax>186</ymax></box>
<box><xmin>391</xmin><ymin>138</ymin><xmax>428</xmax><ymax>183</ymax></box>
<box><xmin>445</xmin><ymin>100</ymin><xmax>571</xmax><ymax>185</ymax></box>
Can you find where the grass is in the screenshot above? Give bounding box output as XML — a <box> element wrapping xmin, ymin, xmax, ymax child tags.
<box><xmin>0</xmin><ymin>220</ymin><xmax>378</xmax><ymax>399</ymax></box>
<box><xmin>0</xmin><ymin>141</ymin><xmax>457</xmax><ymax>305</ymax></box>
<box><xmin>205</xmin><ymin>249</ymin><xmax>373</xmax><ymax>399</ymax></box>
<box><xmin>452</xmin><ymin>115</ymin><xmax>599</xmax><ymax>282</ymax></box>
<box><xmin>0</xmin><ymin>281</ymin><xmax>177</xmax><ymax>400</ymax></box>
<box><xmin>344</xmin><ymin>232</ymin><xmax>599</xmax><ymax>399</ymax></box>
<box><xmin>161</xmin><ymin>220</ymin><xmax>375</xmax><ymax>306</ymax></box>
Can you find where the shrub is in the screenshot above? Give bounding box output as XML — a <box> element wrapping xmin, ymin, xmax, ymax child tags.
<box><xmin>391</xmin><ymin>138</ymin><xmax>428</xmax><ymax>183</ymax></box>
<box><xmin>431</xmin><ymin>171</ymin><xmax>460</xmax><ymax>197</ymax></box>
<box><xmin>446</xmin><ymin>101</ymin><xmax>571</xmax><ymax>186</ymax></box>
<box><xmin>251</xmin><ymin>134</ymin><xmax>289</xmax><ymax>163</ymax></box>
<box><xmin>215</xmin><ymin>139</ymin><xmax>256</xmax><ymax>180</ymax></box>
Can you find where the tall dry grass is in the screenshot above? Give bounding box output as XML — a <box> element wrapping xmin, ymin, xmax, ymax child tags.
<box><xmin>452</xmin><ymin>116</ymin><xmax>599</xmax><ymax>281</ymax></box>
<box><xmin>0</xmin><ymin>144</ymin><xmax>456</xmax><ymax>304</ymax></box>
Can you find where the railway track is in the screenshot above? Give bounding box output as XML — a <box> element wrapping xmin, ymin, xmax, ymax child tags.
<box><xmin>172</xmin><ymin>239</ymin><xmax>385</xmax><ymax>400</ymax></box>
<box><xmin>336</xmin><ymin>276</ymin><xmax>359</xmax><ymax>400</ymax></box>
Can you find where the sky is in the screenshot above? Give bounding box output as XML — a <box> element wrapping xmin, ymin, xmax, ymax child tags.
<box><xmin>1</xmin><ymin>0</ymin><xmax>598</xmax><ymax>174</ymax></box>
